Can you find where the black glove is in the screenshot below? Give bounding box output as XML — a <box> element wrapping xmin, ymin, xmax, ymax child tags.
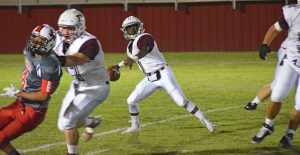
<box><xmin>259</xmin><ymin>44</ymin><xmax>271</xmax><ymax>60</ymax></box>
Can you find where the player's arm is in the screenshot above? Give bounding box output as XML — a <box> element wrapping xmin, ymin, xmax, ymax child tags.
<box><xmin>262</xmin><ymin>24</ymin><xmax>281</xmax><ymax>46</ymax></box>
<box><xmin>121</xmin><ymin>45</ymin><xmax>151</xmax><ymax>68</ymax></box>
<box><xmin>15</xmin><ymin>61</ymin><xmax>61</xmax><ymax>102</ymax></box>
<box><xmin>120</xmin><ymin>35</ymin><xmax>154</xmax><ymax>67</ymax></box>
<box><xmin>57</xmin><ymin>39</ymin><xmax>99</xmax><ymax>66</ymax></box>
<box><xmin>259</xmin><ymin>15</ymin><xmax>288</xmax><ymax>60</ymax></box>
<box><xmin>15</xmin><ymin>79</ymin><xmax>57</xmax><ymax>101</ymax></box>
<box><xmin>15</xmin><ymin>89</ymin><xmax>49</xmax><ymax>102</ymax></box>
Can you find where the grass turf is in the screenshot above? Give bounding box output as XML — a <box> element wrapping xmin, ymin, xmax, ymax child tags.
<box><xmin>0</xmin><ymin>52</ymin><xmax>299</xmax><ymax>155</ymax></box>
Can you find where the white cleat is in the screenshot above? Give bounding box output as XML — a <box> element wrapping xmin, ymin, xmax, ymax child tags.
<box><xmin>201</xmin><ymin>118</ymin><xmax>216</xmax><ymax>133</ymax></box>
<box><xmin>122</xmin><ymin>120</ymin><xmax>140</xmax><ymax>134</ymax></box>
<box><xmin>122</xmin><ymin>126</ymin><xmax>140</xmax><ymax>134</ymax></box>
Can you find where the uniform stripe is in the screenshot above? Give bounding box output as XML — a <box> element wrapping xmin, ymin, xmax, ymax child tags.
<box><xmin>41</xmin><ymin>79</ymin><xmax>52</xmax><ymax>95</ymax></box>
<box><xmin>34</xmin><ymin>25</ymin><xmax>44</xmax><ymax>33</ymax></box>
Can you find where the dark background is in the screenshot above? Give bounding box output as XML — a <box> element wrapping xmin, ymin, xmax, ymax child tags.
<box><xmin>0</xmin><ymin>1</ymin><xmax>286</xmax><ymax>53</ymax></box>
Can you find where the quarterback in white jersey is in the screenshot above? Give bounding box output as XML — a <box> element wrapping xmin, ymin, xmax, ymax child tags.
<box><xmin>53</xmin><ymin>9</ymin><xmax>109</xmax><ymax>155</ymax></box>
<box><xmin>252</xmin><ymin>4</ymin><xmax>300</xmax><ymax>148</ymax></box>
<box><xmin>109</xmin><ymin>16</ymin><xmax>216</xmax><ymax>134</ymax></box>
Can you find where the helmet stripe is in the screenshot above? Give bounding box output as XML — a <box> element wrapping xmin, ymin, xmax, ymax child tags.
<box><xmin>34</xmin><ymin>25</ymin><xmax>44</xmax><ymax>33</ymax></box>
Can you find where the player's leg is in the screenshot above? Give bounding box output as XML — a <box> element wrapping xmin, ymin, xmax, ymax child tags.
<box><xmin>0</xmin><ymin>143</ymin><xmax>20</xmax><ymax>155</ymax></box>
<box><xmin>278</xmin><ymin>108</ymin><xmax>300</xmax><ymax>148</ymax></box>
<box><xmin>252</xmin><ymin>63</ymin><xmax>297</xmax><ymax>144</ymax></box>
<box><xmin>122</xmin><ymin>78</ymin><xmax>158</xmax><ymax>134</ymax></box>
<box><xmin>58</xmin><ymin>84</ymin><xmax>109</xmax><ymax>154</ymax></box>
<box><xmin>0</xmin><ymin>101</ymin><xmax>19</xmax><ymax>154</ymax></box>
<box><xmin>279</xmin><ymin>80</ymin><xmax>300</xmax><ymax>148</ymax></box>
<box><xmin>246</xmin><ymin>49</ymin><xmax>286</xmax><ymax>110</ymax></box>
<box><xmin>0</xmin><ymin>101</ymin><xmax>45</xmax><ymax>154</ymax></box>
<box><xmin>245</xmin><ymin>84</ymin><xmax>271</xmax><ymax>110</ymax></box>
<box><xmin>159</xmin><ymin>66</ymin><xmax>216</xmax><ymax>132</ymax></box>
<box><xmin>57</xmin><ymin>84</ymin><xmax>80</xmax><ymax>155</ymax></box>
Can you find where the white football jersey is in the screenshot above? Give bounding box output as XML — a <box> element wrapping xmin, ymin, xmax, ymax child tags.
<box><xmin>281</xmin><ymin>5</ymin><xmax>300</xmax><ymax>60</ymax></box>
<box><xmin>127</xmin><ymin>33</ymin><xmax>167</xmax><ymax>73</ymax></box>
<box><xmin>54</xmin><ymin>32</ymin><xmax>109</xmax><ymax>86</ymax></box>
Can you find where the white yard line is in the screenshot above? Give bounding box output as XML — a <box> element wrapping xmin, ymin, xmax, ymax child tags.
<box><xmin>20</xmin><ymin>106</ymin><xmax>240</xmax><ymax>153</ymax></box>
<box><xmin>85</xmin><ymin>149</ymin><xmax>110</xmax><ymax>155</ymax></box>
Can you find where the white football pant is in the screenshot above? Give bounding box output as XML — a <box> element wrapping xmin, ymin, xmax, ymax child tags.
<box><xmin>58</xmin><ymin>81</ymin><xmax>110</xmax><ymax>131</ymax></box>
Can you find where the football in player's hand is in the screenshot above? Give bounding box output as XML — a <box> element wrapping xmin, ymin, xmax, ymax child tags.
<box><xmin>108</xmin><ymin>68</ymin><xmax>120</xmax><ymax>81</ymax></box>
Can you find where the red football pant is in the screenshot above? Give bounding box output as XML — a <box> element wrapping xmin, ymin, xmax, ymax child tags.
<box><xmin>0</xmin><ymin>100</ymin><xmax>46</xmax><ymax>148</ymax></box>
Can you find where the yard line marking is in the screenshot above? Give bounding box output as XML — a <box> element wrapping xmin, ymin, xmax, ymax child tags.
<box><xmin>21</xmin><ymin>142</ymin><xmax>65</xmax><ymax>153</ymax></box>
<box><xmin>85</xmin><ymin>149</ymin><xmax>110</xmax><ymax>155</ymax></box>
<box><xmin>20</xmin><ymin>106</ymin><xmax>240</xmax><ymax>153</ymax></box>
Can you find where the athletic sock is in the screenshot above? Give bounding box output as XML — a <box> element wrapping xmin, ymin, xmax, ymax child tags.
<box><xmin>251</xmin><ymin>96</ymin><xmax>261</xmax><ymax>104</ymax></box>
<box><xmin>67</xmin><ymin>144</ymin><xmax>78</xmax><ymax>154</ymax></box>
<box><xmin>184</xmin><ymin>102</ymin><xmax>204</xmax><ymax>120</ymax></box>
<box><xmin>287</xmin><ymin>129</ymin><xmax>296</xmax><ymax>135</ymax></box>
<box><xmin>265</xmin><ymin>118</ymin><xmax>274</xmax><ymax>126</ymax></box>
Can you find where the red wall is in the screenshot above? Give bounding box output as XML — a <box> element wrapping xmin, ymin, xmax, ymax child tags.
<box><xmin>0</xmin><ymin>2</ymin><xmax>285</xmax><ymax>53</ymax></box>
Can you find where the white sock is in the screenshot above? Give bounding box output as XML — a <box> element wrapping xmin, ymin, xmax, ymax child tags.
<box><xmin>251</xmin><ymin>96</ymin><xmax>261</xmax><ymax>104</ymax></box>
<box><xmin>130</xmin><ymin>115</ymin><xmax>139</xmax><ymax>128</ymax></box>
<box><xmin>287</xmin><ymin>129</ymin><xmax>296</xmax><ymax>135</ymax></box>
<box><xmin>67</xmin><ymin>144</ymin><xmax>78</xmax><ymax>154</ymax></box>
<box><xmin>184</xmin><ymin>102</ymin><xmax>205</xmax><ymax>120</ymax></box>
<box><xmin>130</xmin><ymin>115</ymin><xmax>139</xmax><ymax>123</ymax></box>
<box><xmin>265</xmin><ymin>118</ymin><xmax>274</xmax><ymax>126</ymax></box>
<box><xmin>194</xmin><ymin>110</ymin><xmax>205</xmax><ymax>120</ymax></box>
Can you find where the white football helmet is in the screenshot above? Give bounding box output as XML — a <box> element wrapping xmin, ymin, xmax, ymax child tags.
<box><xmin>120</xmin><ymin>16</ymin><xmax>145</xmax><ymax>40</ymax></box>
<box><xmin>57</xmin><ymin>9</ymin><xmax>86</xmax><ymax>42</ymax></box>
<box><xmin>27</xmin><ymin>24</ymin><xmax>56</xmax><ymax>54</ymax></box>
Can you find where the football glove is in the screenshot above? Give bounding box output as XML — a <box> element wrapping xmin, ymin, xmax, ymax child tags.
<box><xmin>0</xmin><ymin>85</ymin><xmax>20</xmax><ymax>98</ymax></box>
<box><xmin>259</xmin><ymin>44</ymin><xmax>271</xmax><ymax>60</ymax></box>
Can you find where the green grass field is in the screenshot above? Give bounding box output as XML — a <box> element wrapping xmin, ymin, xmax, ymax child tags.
<box><xmin>0</xmin><ymin>52</ymin><xmax>299</xmax><ymax>155</ymax></box>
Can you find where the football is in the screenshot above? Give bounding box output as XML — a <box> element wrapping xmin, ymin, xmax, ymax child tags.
<box><xmin>108</xmin><ymin>68</ymin><xmax>120</xmax><ymax>81</ymax></box>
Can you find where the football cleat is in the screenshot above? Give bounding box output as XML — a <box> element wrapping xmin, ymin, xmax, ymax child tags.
<box><xmin>279</xmin><ymin>133</ymin><xmax>294</xmax><ymax>149</ymax></box>
<box><xmin>201</xmin><ymin>118</ymin><xmax>217</xmax><ymax>133</ymax></box>
<box><xmin>82</xmin><ymin>116</ymin><xmax>102</xmax><ymax>142</ymax></box>
<box><xmin>245</xmin><ymin>102</ymin><xmax>257</xmax><ymax>110</ymax></box>
<box><xmin>122</xmin><ymin>120</ymin><xmax>140</xmax><ymax>134</ymax></box>
<box><xmin>252</xmin><ymin>123</ymin><xmax>274</xmax><ymax>144</ymax></box>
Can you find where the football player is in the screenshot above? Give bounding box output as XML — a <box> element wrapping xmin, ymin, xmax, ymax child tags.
<box><xmin>245</xmin><ymin>18</ymin><xmax>287</xmax><ymax>110</ymax></box>
<box><xmin>252</xmin><ymin>2</ymin><xmax>300</xmax><ymax>148</ymax></box>
<box><xmin>108</xmin><ymin>16</ymin><xmax>216</xmax><ymax>134</ymax></box>
<box><xmin>54</xmin><ymin>9</ymin><xmax>110</xmax><ymax>155</ymax></box>
<box><xmin>0</xmin><ymin>24</ymin><xmax>62</xmax><ymax>155</ymax></box>
<box><xmin>245</xmin><ymin>0</ymin><xmax>300</xmax><ymax>112</ymax></box>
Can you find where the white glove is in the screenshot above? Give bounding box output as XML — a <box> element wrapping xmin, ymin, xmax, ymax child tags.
<box><xmin>0</xmin><ymin>85</ymin><xmax>20</xmax><ymax>97</ymax></box>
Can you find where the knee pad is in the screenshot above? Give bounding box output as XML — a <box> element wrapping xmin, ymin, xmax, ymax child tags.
<box><xmin>57</xmin><ymin>117</ymin><xmax>76</xmax><ymax>132</ymax></box>
<box><xmin>127</xmin><ymin>94</ymin><xmax>139</xmax><ymax>105</ymax></box>
<box><xmin>170</xmin><ymin>90</ymin><xmax>187</xmax><ymax>107</ymax></box>
<box><xmin>57</xmin><ymin>123</ymin><xmax>65</xmax><ymax>132</ymax></box>
<box><xmin>270</xmin><ymin>91</ymin><xmax>286</xmax><ymax>103</ymax></box>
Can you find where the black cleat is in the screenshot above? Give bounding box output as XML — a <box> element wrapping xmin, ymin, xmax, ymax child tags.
<box><xmin>252</xmin><ymin>123</ymin><xmax>274</xmax><ymax>144</ymax></box>
<box><xmin>245</xmin><ymin>102</ymin><xmax>257</xmax><ymax>110</ymax></box>
<box><xmin>279</xmin><ymin>133</ymin><xmax>294</xmax><ymax>149</ymax></box>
